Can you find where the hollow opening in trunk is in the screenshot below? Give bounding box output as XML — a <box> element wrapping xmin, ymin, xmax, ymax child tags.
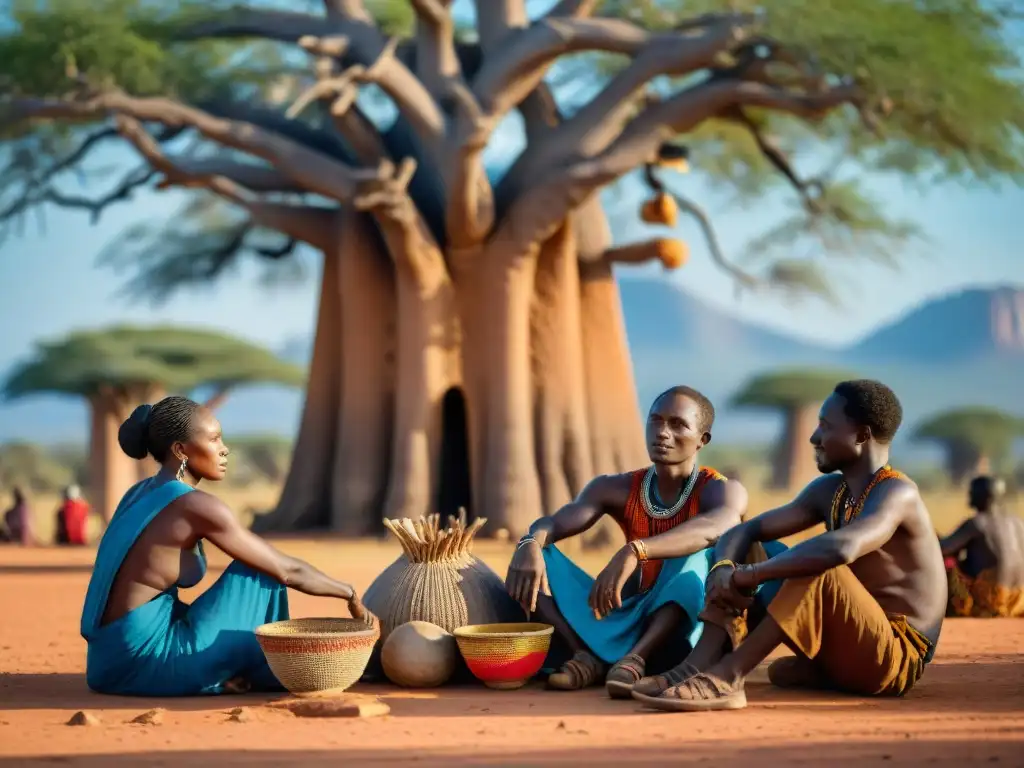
<box><xmin>438</xmin><ymin>387</ymin><xmax>472</xmax><ymax>520</ymax></box>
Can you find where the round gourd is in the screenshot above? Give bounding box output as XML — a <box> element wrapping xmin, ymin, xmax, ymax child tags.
<box><xmin>381</xmin><ymin>621</ymin><xmax>458</xmax><ymax>688</ymax></box>
<box><xmin>640</xmin><ymin>192</ymin><xmax>679</xmax><ymax>227</ymax></box>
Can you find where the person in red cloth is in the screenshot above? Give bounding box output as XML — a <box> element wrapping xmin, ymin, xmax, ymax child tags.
<box><xmin>56</xmin><ymin>485</ymin><xmax>91</xmax><ymax>546</ymax></box>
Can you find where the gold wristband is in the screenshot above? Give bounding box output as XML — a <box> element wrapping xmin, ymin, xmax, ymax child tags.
<box><xmin>708</xmin><ymin>559</ymin><xmax>738</xmax><ymax>576</ymax></box>
<box><xmin>629</xmin><ymin>539</ymin><xmax>649</xmax><ymax>562</ymax></box>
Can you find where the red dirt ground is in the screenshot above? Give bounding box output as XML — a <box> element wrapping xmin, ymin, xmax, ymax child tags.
<box><xmin>1</xmin><ymin>539</ymin><xmax>1022</xmax><ymax>766</ymax></box>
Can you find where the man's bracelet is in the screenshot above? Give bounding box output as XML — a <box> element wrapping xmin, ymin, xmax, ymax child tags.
<box><xmin>628</xmin><ymin>539</ymin><xmax>649</xmax><ymax>562</ymax></box>
<box><xmin>517</xmin><ymin>535</ymin><xmax>538</xmax><ymax>550</ymax></box>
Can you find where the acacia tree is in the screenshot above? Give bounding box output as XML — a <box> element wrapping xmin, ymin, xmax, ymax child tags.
<box><xmin>2</xmin><ymin>326</ymin><xmax>304</xmax><ymax>520</ymax></box>
<box><xmin>913</xmin><ymin>407</ymin><xmax>1024</xmax><ymax>485</ymax></box>
<box><xmin>2</xmin><ymin>1</ymin><xmax>1022</xmax><ymax>534</ymax></box>
<box><xmin>731</xmin><ymin>369</ymin><xmax>855</xmax><ymax>490</ymax></box>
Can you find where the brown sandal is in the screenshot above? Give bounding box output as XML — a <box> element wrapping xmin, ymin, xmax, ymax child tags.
<box><xmin>634</xmin><ymin>671</ymin><xmax>747</xmax><ymax>712</ymax></box>
<box><xmin>631</xmin><ymin>660</ymin><xmax>698</xmax><ymax>698</ymax></box>
<box><xmin>547</xmin><ymin>651</ymin><xmax>606</xmax><ymax>691</ymax></box>
<box><xmin>605</xmin><ymin>654</ymin><xmax>646</xmax><ymax>699</ymax></box>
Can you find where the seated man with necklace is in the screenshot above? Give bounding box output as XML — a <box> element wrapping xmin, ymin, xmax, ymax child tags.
<box><xmin>505</xmin><ymin>386</ymin><xmax>782</xmax><ymax>697</ymax></box>
<box><xmin>632</xmin><ymin>379</ymin><xmax>947</xmax><ymax>711</ymax></box>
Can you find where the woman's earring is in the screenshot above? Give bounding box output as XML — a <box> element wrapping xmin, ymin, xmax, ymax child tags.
<box><xmin>176</xmin><ymin>457</ymin><xmax>188</xmax><ymax>482</ymax></box>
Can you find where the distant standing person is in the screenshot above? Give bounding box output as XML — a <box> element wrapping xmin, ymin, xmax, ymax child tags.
<box><xmin>1</xmin><ymin>487</ymin><xmax>33</xmax><ymax>546</ymax></box>
<box><xmin>81</xmin><ymin>395</ymin><xmax>370</xmax><ymax>697</ymax></box>
<box><xmin>633</xmin><ymin>380</ymin><xmax>947</xmax><ymax>712</ymax></box>
<box><xmin>941</xmin><ymin>476</ymin><xmax>1024</xmax><ymax>617</ymax></box>
<box><xmin>55</xmin><ymin>485</ymin><xmax>91</xmax><ymax>546</ymax></box>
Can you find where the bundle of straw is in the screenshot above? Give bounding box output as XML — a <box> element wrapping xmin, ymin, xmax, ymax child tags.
<box><xmin>381</xmin><ymin>510</ymin><xmax>487</xmax><ymax>564</ymax></box>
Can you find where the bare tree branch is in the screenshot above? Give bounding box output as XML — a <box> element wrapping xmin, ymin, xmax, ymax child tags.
<box><xmin>323</xmin><ymin>0</ymin><xmax>373</xmax><ymax>21</ymax></box>
<box><xmin>1</xmin><ymin>91</ymin><xmax>394</xmax><ymax>204</ymax></box>
<box><xmin>0</xmin><ymin>166</ymin><xmax>156</xmax><ymax>241</ymax></box>
<box><xmin>411</xmin><ymin>0</ymin><xmax>462</xmax><ymax>98</ymax></box>
<box><xmin>174</xmin><ymin>8</ymin><xmax>335</xmax><ymax>45</ymax></box>
<box><xmin>472</xmin><ymin>16</ymin><xmax>754</xmax><ymax>117</ymax></box>
<box><xmin>117</xmin><ymin>115</ymin><xmax>337</xmax><ymax>251</ymax></box>
<box><xmin>545</xmin><ymin>0</ymin><xmax>600</xmax><ymax>18</ymax></box>
<box><xmin>498</xmin><ymin>78</ymin><xmax>865</xmax><ymax>250</ymax></box>
<box><xmin>176</xmin><ymin>8</ymin><xmax>446</xmax><ymax>152</ymax></box>
<box><xmin>474</xmin><ymin>0</ymin><xmax>529</xmax><ymax>53</ymax></box>
<box><xmin>352</xmin><ymin>156</ymin><xmax>447</xmax><ymax>288</ymax></box>
<box><xmin>298</xmin><ymin>31</ymin><xmax>446</xmax><ymax>154</ymax></box>
<box><xmin>600</xmin><ymin>238</ymin><xmax>682</xmax><ymax>269</ymax></box>
<box><xmin>496</xmin><ymin>15</ymin><xmax>758</xmax><ymax>203</ymax></box>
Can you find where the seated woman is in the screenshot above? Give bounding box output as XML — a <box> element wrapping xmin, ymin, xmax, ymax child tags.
<box><xmin>941</xmin><ymin>475</ymin><xmax>1024</xmax><ymax>618</ymax></box>
<box><xmin>81</xmin><ymin>395</ymin><xmax>366</xmax><ymax>697</ymax></box>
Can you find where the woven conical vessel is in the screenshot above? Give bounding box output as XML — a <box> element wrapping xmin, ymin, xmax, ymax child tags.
<box><xmin>363</xmin><ymin>513</ymin><xmax>524</xmax><ymax>644</ymax></box>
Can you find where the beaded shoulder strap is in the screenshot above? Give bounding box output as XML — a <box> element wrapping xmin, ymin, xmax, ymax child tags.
<box><xmin>828</xmin><ymin>466</ymin><xmax>906</xmax><ymax>530</ymax></box>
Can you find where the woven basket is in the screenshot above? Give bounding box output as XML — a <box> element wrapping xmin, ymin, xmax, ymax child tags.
<box><xmin>363</xmin><ymin>513</ymin><xmax>524</xmax><ymax>644</ymax></box>
<box><xmin>453</xmin><ymin>623</ymin><xmax>554</xmax><ymax>690</ymax></box>
<box><xmin>255</xmin><ymin>617</ymin><xmax>378</xmax><ymax>696</ymax></box>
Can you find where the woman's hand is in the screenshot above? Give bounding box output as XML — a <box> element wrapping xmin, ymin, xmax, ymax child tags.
<box><xmin>588</xmin><ymin>546</ymin><xmax>639</xmax><ymax>619</ymax></box>
<box><xmin>506</xmin><ymin>540</ymin><xmax>549</xmax><ymax>613</ymax></box>
<box><xmin>347</xmin><ymin>591</ymin><xmax>373</xmax><ymax>624</ymax></box>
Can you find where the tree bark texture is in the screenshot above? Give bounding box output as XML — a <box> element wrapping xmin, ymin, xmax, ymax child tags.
<box><xmin>87</xmin><ymin>390</ymin><xmax>141</xmax><ymax>522</ymax></box>
<box><xmin>329</xmin><ymin>210</ymin><xmax>396</xmax><ymax>535</ymax></box>
<box><xmin>771</xmin><ymin>404</ymin><xmax>820</xmax><ymax>491</ymax></box>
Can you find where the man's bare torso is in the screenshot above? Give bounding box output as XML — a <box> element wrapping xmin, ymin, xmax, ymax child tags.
<box><xmin>809</xmin><ymin>475</ymin><xmax>947</xmax><ymax>644</ymax></box>
<box><xmin>962</xmin><ymin>512</ymin><xmax>1024</xmax><ymax>587</ymax></box>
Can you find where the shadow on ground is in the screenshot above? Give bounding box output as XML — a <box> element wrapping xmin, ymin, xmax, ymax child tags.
<box><xmin>3</xmin><ymin>657</ymin><xmax>1022</xmax><ymax>717</ymax></box>
<box><xmin>2</xmin><ymin>739</ymin><xmax>1021</xmax><ymax>766</ymax></box>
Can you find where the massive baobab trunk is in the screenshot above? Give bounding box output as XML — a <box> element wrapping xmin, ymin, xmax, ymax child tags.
<box><xmin>5</xmin><ymin>3</ymin><xmax>871</xmax><ymax>535</ymax></box>
<box><xmin>88</xmin><ymin>389</ymin><xmax>144</xmax><ymax>521</ymax></box>
<box><xmin>265</xmin><ymin>240</ymin><xmax>345</xmax><ymax>531</ymax></box>
<box><xmin>575</xmin><ymin>198</ymin><xmax>649</xmax><ymax>476</ymax></box>
<box><xmin>944</xmin><ymin>442</ymin><xmax>990</xmax><ymax>486</ymax></box>
<box><xmin>330</xmin><ymin>211</ymin><xmax>395</xmax><ymax>535</ymax></box>
<box><xmin>771</xmin><ymin>404</ymin><xmax>820</xmax><ymax>491</ymax></box>
<box><xmin>531</xmin><ymin>220</ymin><xmax>594</xmax><ymax>512</ymax></box>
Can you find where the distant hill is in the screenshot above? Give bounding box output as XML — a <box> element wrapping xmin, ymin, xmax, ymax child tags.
<box><xmin>2</xmin><ymin>279</ymin><xmax>1020</xmax><ymax>454</ymax></box>
<box><xmin>850</xmin><ymin>286</ymin><xmax>1024</xmax><ymax>364</ymax></box>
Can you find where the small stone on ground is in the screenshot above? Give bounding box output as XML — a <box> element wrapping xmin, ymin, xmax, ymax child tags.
<box><xmin>131</xmin><ymin>709</ymin><xmax>165</xmax><ymax>726</ymax></box>
<box><xmin>66</xmin><ymin>711</ymin><xmax>100</xmax><ymax>726</ymax></box>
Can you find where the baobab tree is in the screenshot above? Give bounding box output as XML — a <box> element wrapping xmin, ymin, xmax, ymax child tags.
<box><xmin>731</xmin><ymin>369</ymin><xmax>855</xmax><ymax>491</ymax></box>
<box><xmin>2</xmin><ymin>326</ymin><xmax>304</xmax><ymax>519</ymax></box>
<box><xmin>2</xmin><ymin>1</ymin><xmax>1022</xmax><ymax>534</ymax></box>
<box><xmin>913</xmin><ymin>407</ymin><xmax>1024</xmax><ymax>486</ymax></box>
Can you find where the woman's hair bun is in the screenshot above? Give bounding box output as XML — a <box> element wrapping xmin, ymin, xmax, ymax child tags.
<box><xmin>118</xmin><ymin>403</ymin><xmax>153</xmax><ymax>460</ymax></box>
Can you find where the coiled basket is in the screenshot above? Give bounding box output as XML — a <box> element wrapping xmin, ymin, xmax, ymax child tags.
<box><xmin>255</xmin><ymin>617</ymin><xmax>379</xmax><ymax>696</ymax></box>
<box><xmin>453</xmin><ymin>622</ymin><xmax>554</xmax><ymax>690</ymax></box>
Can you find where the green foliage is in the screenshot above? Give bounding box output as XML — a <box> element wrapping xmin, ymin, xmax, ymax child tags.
<box><xmin>3</xmin><ymin>325</ymin><xmax>306</xmax><ymax>401</ymax></box>
<box><xmin>913</xmin><ymin>406</ymin><xmax>1024</xmax><ymax>465</ymax></box>
<box><xmin>0</xmin><ymin>441</ymin><xmax>77</xmax><ymax>494</ymax></box>
<box><xmin>731</xmin><ymin>368</ymin><xmax>860</xmax><ymax>409</ymax></box>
